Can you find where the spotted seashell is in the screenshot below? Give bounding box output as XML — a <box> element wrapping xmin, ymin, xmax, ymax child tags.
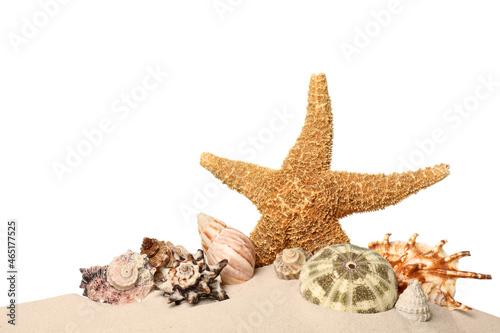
<box><xmin>273</xmin><ymin>247</ymin><xmax>312</xmax><ymax>280</ymax></box>
<box><xmin>299</xmin><ymin>244</ymin><xmax>398</xmax><ymax>313</ymax></box>
<box><xmin>369</xmin><ymin>233</ymin><xmax>492</xmax><ymax>311</ymax></box>
<box><xmin>156</xmin><ymin>249</ymin><xmax>229</xmax><ymax>305</ymax></box>
<box><xmin>198</xmin><ymin>213</ymin><xmax>256</xmax><ymax>285</ymax></box>
<box><xmin>396</xmin><ymin>280</ymin><xmax>431</xmax><ymax>322</ymax></box>
<box><xmin>79</xmin><ymin>250</ymin><xmax>155</xmax><ymax>305</ymax></box>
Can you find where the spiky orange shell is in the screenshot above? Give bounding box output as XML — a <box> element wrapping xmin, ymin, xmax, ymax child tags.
<box><xmin>368</xmin><ymin>233</ymin><xmax>492</xmax><ymax>311</ymax></box>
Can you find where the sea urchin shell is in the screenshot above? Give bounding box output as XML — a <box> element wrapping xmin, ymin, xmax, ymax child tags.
<box><xmin>299</xmin><ymin>244</ymin><xmax>398</xmax><ymax>313</ymax></box>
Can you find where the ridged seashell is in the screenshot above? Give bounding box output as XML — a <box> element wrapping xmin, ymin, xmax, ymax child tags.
<box><xmin>395</xmin><ymin>280</ymin><xmax>431</xmax><ymax>322</ymax></box>
<box><xmin>368</xmin><ymin>233</ymin><xmax>492</xmax><ymax>311</ymax></box>
<box><xmin>79</xmin><ymin>250</ymin><xmax>155</xmax><ymax>305</ymax></box>
<box><xmin>141</xmin><ymin>237</ymin><xmax>173</xmax><ymax>269</ymax></box>
<box><xmin>273</xmin><ymin>247</ymin><xmax>312</xmax><ymax>280</ymax></box>
<box><xmin>156</xmin><ymin>249</ymin><xmax>229</xmax><ymax>304</ymax></box>
<box><xmin>197</xmin><ymin>213</ymin><xmax>256</xmax><ymax>285</ymax></box>
<box><xmin>299</xmin><ymin>244</ymin><xmax>398</xmax><ymax>313</ymax></box>
<box><xmin>141</xmin><ymin>237</ymin><xmax>191</xmax><ymax>284</ymax></box>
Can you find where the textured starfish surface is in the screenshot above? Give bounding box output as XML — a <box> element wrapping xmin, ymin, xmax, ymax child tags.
<box><xmin>200</xmin><ymin>73</ymin><xmax>450</xmax><ymax>267</ymax></box>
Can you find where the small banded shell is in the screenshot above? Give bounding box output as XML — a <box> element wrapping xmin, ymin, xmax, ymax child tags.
<box><xmin>299</xmin><ymin>244</ymin><xmax>398</xmax><ymax>313</ymax></box>
<box><xmin>198</xmin><ymin>213</ymin><xmax>256</xmax><ymax>285</ymax></box>
<box><xmin>274</xmin><ymin>248</ymin><xmax>312</xmax><ymax>280</ymax></box>
<box><xmin>396</xmin><ymin>280</ymin><xmax>431</xmax><ymax>322</ymax></box>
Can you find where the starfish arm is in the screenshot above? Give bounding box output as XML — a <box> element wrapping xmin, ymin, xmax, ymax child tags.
<box><xmin>200</xmin><ymin>152</ymin><xmax>274</xmax><ymax>205</ymax></box>
<box><xmin>250</xmin><ymin>215</ymin><xmax>282</xmax><ymax>267</ymax></box>
<box><xmin>328</xmin><ymin>163</ymin><xmax>450</xmax><ymax>218</ymax></box>
<box><xmin>282</xmin><ymin>73</ymin><xmax>333</xmax><ymax>176</ymax></box>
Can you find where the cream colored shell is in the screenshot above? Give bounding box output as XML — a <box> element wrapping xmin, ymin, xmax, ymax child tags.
<box><xmin>107</xmin><ymin>250</ymin><xmax>152</xmax><ymax>291</ymax></box>
<box><xmin>273</xmin><ymin>248</ymin><xmax>312</xmax><ymax>280</ymax></box>
<box><xmin>156</xmin><ymin>259</ymin><xmax>201</xmax><ymax>293</ymax></box>
<box><xmin>198</xmin><ymin>213</ymin><xmax>256</xmax><ymax>284</ymax></box>
<box><xmin>395</xmin><ymin>280</ymin><xmax>431</xmax><ymax>322</ymax></box>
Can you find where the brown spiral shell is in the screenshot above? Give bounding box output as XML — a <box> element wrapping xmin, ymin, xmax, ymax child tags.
<box><xmin>141</xmin><ymin>237</ymin><xmax>192</xmax><ymax>284</ymax></box>
<box><xmin>141</xmin><ymin>237</ymin><xmax>173</xmax><ymax>268</ymax></box>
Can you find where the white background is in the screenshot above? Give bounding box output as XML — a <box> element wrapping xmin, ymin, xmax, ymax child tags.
<box><xmin>1</xmin><ymin>0</ymin><xmax>499</xmax><ymax>318</ymax></box>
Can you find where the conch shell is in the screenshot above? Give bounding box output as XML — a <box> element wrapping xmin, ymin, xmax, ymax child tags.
<box><xmin>369</xmin><ymin>233</ymin><xmax>492</xmax><ymax>310</ymax></box>
<box><xmin>156</xmin><ymin>249</ymin><xmax>229</xmax><ymax>304</ymax></box>
<box><xmin>79</xmin><ymin>250</ymin><xmax>155</xmax><ymax>305</ymax></box>
<box><xmin>273</xmin><ymin>247</ymin><xmax>312</xmax><ymax>280</ymax></box>
<box><xmin>395</xmin><ymin>280</ymin><xmax>431</xmax><ymax>322</ymax></box>
<box><xmin>197</xmin><ymin>213</ymin><xmax>256</xmax><ymax>284</ymax></box>
<box><xmin>140</xmin><ymin>237</ymin><xmax>191</xmax><ymax>283</ymax></box>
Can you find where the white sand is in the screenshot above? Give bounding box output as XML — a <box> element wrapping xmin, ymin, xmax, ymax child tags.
<box><xmin>2</xmin><ymin>265</ymin><xmax>500</xmax><ymax>333</ymax></box>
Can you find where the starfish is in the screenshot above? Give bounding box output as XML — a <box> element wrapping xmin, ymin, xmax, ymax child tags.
<box><xmin>200</xmin><ymin>73</ymin><xmax>450</xmax><ymax>267</ymax></box>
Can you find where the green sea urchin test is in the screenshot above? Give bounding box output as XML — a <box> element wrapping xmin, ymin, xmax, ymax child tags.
<box><xmin>299</xmin><ymin>244</ymin><xmax>398</xmax><ymax>313</ymax></box>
